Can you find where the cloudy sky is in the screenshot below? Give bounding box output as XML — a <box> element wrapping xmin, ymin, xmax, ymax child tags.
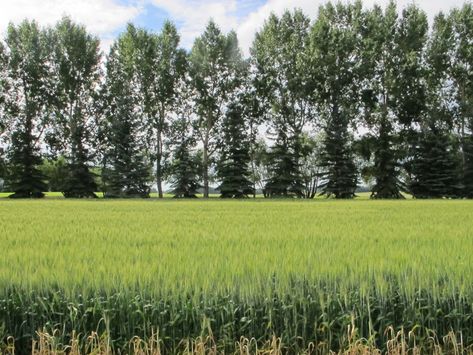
<box><xmin>0</xmin><ymin>0</ymin><xmax>469</xmax><ymax>55</ymax></box>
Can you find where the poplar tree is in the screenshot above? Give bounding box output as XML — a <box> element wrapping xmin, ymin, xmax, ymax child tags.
<box><xmin>49</xmin><ymin>17</ymin><xmax>100</xmax><ymax>198</ymax></box>
<box><xmin>4</xmin><ymin>21</ymin><xmax>51</xmax><ymax>198</ymax></box>
<box><xmin>0</xmin><ymin>41</ymin><xmax>7</xmax><ymax>182</ymax></box>
<box><xmin>251</xmin><ymin>10</ymin><xmax>313</xmax><ymax>198</ymax></box>
<box><xmin>450</xmin><ymin>4</ymin><xmax>473</xmax><ymax>197</ymax></box>
<box><xmin>132</xmin><ymin>22</ymin><xmax>185</xmax><ymax>198</ymax></box>
<box><xmin>409</xmin><ymin>13</ymin><xmax>461</xmax><ymax>198</ymax></box>
<box><xmin>189</xmin><ymin>21</ymin><xmax>245</xmax><ymax>198</ymax></box>
<box><xmin>310</xmin><ymin>3</ymin><xmax>361</xmax><ymax>199</ymax></box>
<box><xmin>359</xmin><ymin>3</ymin><xmax>406</xmax><ymax>199</ymax></box>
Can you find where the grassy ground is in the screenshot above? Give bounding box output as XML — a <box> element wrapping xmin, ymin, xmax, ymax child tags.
<box><xmin>0</xmin><ymin>199</ymin><xmax>471</xmax><ymax>353</ymax></box>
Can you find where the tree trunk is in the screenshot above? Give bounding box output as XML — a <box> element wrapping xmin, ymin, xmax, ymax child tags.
<box><xmin>203</xmin><ymin>138</ymin><xmax>209</xmax><ymax>198</ymax></box>
<box><xmin>156</xmin><ymin>163</ymin><xmax>163</xmax><ymax>198</ymax></box>
<box><xmin>156</xmin><ymin>125</ymin><xmax>164</xmax><ymax>199</ymax></box>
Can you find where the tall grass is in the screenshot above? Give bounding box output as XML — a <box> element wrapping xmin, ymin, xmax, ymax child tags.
<box><xmin>0</xmin><ymin>199</ymin><xmax>472</xmax><ymax>353</ymax></box>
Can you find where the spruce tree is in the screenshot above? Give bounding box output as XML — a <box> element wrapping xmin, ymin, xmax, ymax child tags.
<box><xmin>101</xmin><ymin>30</ymin><xmax>151</xmax><ymax>198</ymax></box>
<box><xmin>217</xmin><ymin>101</ymin><xmax>254</xmax><ymax>198</ymax></box>
<box><xmin>4</xmin><ymin>21</ymin><xmax>51</xmax><ymax>198</ymax></box>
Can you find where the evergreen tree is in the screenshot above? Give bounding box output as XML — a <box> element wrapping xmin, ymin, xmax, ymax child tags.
<box><xmin>310</xmin><ymin>3</ymin><xmax>361</xmax><ymax>198</ymax></box>
<box><xmin>49</xmin><ymin>17</ymin><xmax>100</xmax><ymax>198</ymax></box>
<box><xmin>4</xmin><ymin>21</ymin><xmax>51</xmax><ymax>198</ymax></box>
<box><xmin>251</xmin><ymin>10</ymin><xmax>313</xmax><ymax>198</ymax></box>
<box><xmin>101</xmin><ymin>28</ymin><xmax>151</xmax><ymax>198</ymax></box>
<box><xmin>217</xmin><ymin>101</ymin><xmax>254</xmax><ymax>198</ymax></box>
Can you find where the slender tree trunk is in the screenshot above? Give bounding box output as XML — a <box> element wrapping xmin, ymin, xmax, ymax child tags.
<box><xmin>203</xmin><ymin>135</ymin><xmax>209</xmax><ymax>198</ymax></box>
<box><xmin>156</xmin><ymin>138</ymin><xmax>163</xmax><ymax>198</ymax></box>
<box><xmin>156</xmin><ymin>113</ymin><xmax>164</xmax><ymax>198</ymax></box>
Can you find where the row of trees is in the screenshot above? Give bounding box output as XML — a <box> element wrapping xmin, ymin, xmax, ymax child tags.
<box><xmin>0</xmin><ymin>1</ymin><xmax>472</xmax><ymax>199</ymax></box>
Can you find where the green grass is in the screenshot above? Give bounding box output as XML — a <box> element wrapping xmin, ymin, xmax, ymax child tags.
<box><xmin>0</xmin><ymin>199</ymin><xmax>471</xmax><ymax>353</ymax></box>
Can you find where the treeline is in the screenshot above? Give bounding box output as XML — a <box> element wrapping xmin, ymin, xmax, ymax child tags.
<box><xmin>0</xmin><ymin>1</ymin><xmax>472</xmax><ymax>199</ymax></box>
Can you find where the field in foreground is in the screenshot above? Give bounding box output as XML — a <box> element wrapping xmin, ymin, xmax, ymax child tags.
<box><xmin>0</xmin><ymin>199</ymin><xmax>473</xmax><ymax>354</ymax></box>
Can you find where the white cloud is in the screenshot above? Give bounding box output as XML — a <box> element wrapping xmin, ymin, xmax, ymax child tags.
<box><xmin>0</xmin><ymin>0</ymin><xmax>142</xmax><ymax>39</ymax></box>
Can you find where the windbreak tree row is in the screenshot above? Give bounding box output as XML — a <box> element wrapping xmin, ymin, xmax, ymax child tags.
<box><xmin>0</xmin><ymin>1</ymin><xmax>472</xmax><ymax>199</ymax></box>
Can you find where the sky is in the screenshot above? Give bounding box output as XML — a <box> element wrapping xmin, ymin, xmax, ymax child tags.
<box><xmin>0</xmin><ymin>0</ymin><xmax>470</xmax><ymax>56</ymax></box>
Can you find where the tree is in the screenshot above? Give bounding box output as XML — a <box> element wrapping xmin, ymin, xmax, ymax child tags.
<box><xmin>358</xmin><ymin>3</ymin><xmax>406</xmax><ymax>199</ymax></box>
<box><xmin>450</xmin><ymin>4</ymin><xmax>473</xmax><ymax>197</ymax></box>
<box><xmin>132</xmin><ymin>22</ymin><xmax>186</xmax><ymax>198</ymax></box>
<box><xmin>251</xmin><ymin>10</ymin><xmax>314</xmax><ymax>198</ymax></box>
<box><xmin>299</xmin><ymin>133</ymin><xmax>324</xmax><ymax>199</ymax></box>
<box><xmin>167</xmin><ymin>85</ymin><xmax>201</xmax><ymax>198</ymax></box>
<box><xmin>4</xmin><ymin>21</ymin><xmax>51</xmax><ymax>198</ymax></box>
<box><xmin>250</xmin><ymin>139</ymin><xmax>270</xmax><ymax>196</ymax></box>
<box><xmin>189</xmin><ymin>21</ymin><xmax>245</xmax><ymax>198</ymax></box>
<box><xmin>0</xmin><ymin>40</ymin><xmax>8</xmax><ymax>183</ymax></box>
<box><xmin>39</xmin><ymin>156</ymin><xmax>68</xmax><ymax>192</ymax></box>
<box><xmin>49</xmin><ymin>17</ymin><xmax>100</xmax><ymax>198</ymax></box>
<box><xmin>310</xmin><ymin>3</ymin><xmax>361</xmax><ymax>199</ymax></box>
<box><xmin>101</xmin><ymin>27</ymin><xmax>151</xmax><ymax>198</ymax></box>
<box><xmin>408</xmin><ymin>12</ymin><xmax>462</xmax><ymax>198</ymax></box>
<box><xmin>217</xmin><ymin>100</ymin><xmax>254</xmax><ymax>198</ymax></box>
